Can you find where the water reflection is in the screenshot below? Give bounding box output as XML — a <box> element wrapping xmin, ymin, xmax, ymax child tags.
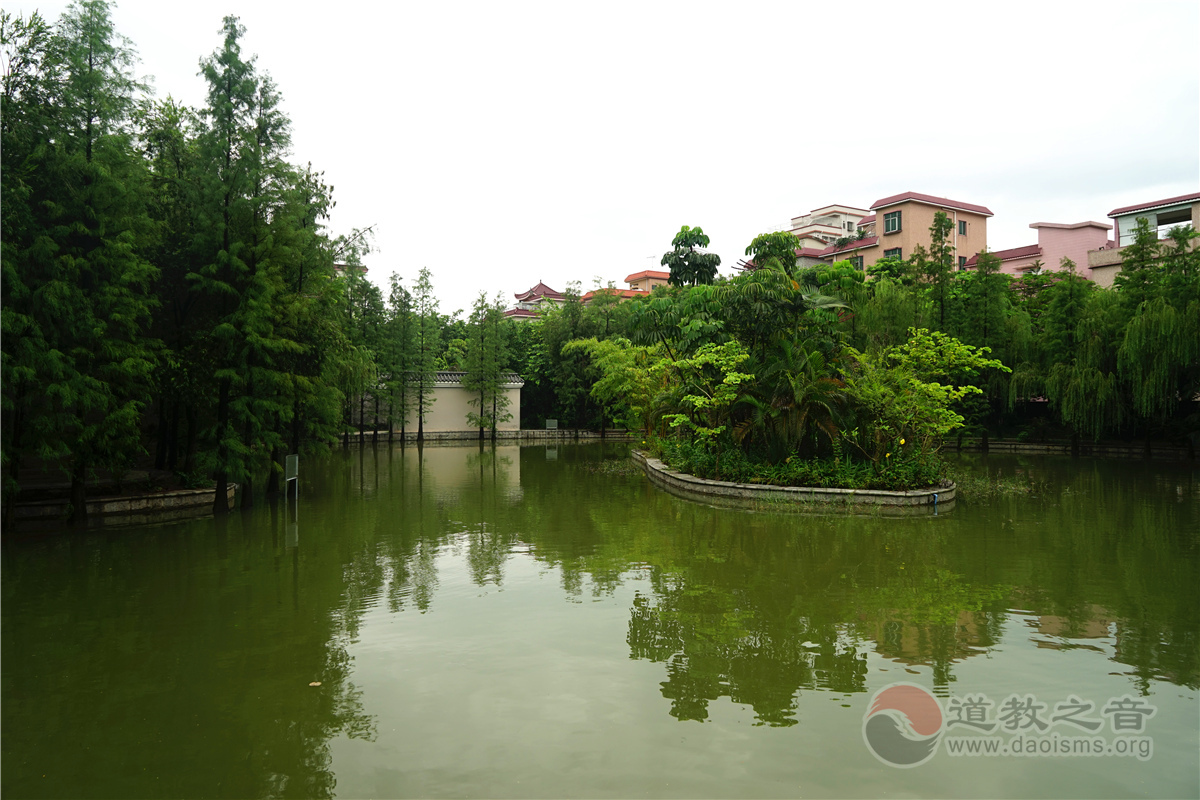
<box><xmin>324</xmin><ymin>443</ymin><xmax>1196</xmax><ymax>726</ymax></box>
<box><xmin>1</xmin><ymin>504</ymin><xmax>376</xmax><ymax>799</ymax></box>
<box><xmin>2</xmin><ymin>443</ymin><xmax>1197</xmax><ymax>798</ymax></box>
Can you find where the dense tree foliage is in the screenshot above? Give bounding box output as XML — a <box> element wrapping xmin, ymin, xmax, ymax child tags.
<box><xmin>662</xmin><ymin>225</ymin><xmax>720</xmax><ymax>287</ymax></box>
<box><xmin>0</xmin><ymin>5</ymin><xmax>516</xmax><ymax>521</ymax></box>
<box><xmin>582</xmin><ymin>216</ymin><xmax>1198</xmax><ymax>488</ymax></box>
<box><xmin>3</xmin><ymin>3</ymin><xmax>1196</xmax><ymax>519</ymax></box>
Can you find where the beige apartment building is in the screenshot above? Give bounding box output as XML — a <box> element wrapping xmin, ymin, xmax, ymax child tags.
<box><xmin>788</xmin><ymin>204</ymin><xmax>872</xmax><ymax>250</ymax></box>
<box><xmin>821</xmin><ymin>191</ymin><xmax>992</xmax><ymax>271</ymax></box>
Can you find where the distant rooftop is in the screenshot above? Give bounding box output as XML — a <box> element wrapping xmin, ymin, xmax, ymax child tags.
<box><xmin>871</xmin><ymin>191</ymin><xmax>993</xmax><ymax>217</ymax></box>
<box><xmin>514</xmin><ymin>281</ymin><xmax>563</xmax><ymax>302</ymax></box>
<box><xmin>624</xmin><ymin>269</ymin><xmax>670</xmax><ymax>283</ymax></box>
<box><xmin>822</xmin><ymin>236</ymin><xmax>879</xmax><ymax>256</ymax></box>
<box><xmin>1108</xmin><ymin>191</ymin><xmax>1200</xmax><ymax>218</ymax></box>
<box><xmin>963</xmin><ymin>244</ymin><xmax>1041</xmax><ymax>267</ymax></box>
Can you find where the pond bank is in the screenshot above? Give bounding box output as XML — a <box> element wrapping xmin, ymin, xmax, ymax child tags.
<box><xmin>953</xmin><ymin>437</ymin><xmax>1195</xmax><ymax>460</ymax></box>
<box><xmin>632</xmin><ymin>450</ymin><xmax>955</xmax><ymax>515</ymax></box>
<box><xmin>11</xmin><ymin>483</ymin><xmax>237</xmax><ymax>532</ymax></box>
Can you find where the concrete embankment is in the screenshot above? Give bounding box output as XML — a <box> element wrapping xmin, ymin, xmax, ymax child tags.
<box><xmin>632</xmin><ymin>450</ymin><xmax>954</xmax><ymax>516</ymax></box>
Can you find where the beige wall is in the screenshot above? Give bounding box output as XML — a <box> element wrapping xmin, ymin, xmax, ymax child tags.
<box><xmin>870</xmin><ymin>201</ymin><xmax>989</xmax><ymax>270</ymax></box>
<box><xmin>422</xmin><ymin>384</ymin><xmax>523</xmax><ymax>433</ymax></box>
<box><xmin>628</xmin><ymin>275</ymin><xmax>670</xmax><ymax>292</ymax></box>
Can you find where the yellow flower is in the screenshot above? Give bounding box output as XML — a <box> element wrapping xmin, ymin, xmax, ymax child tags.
<box><xmin>886</xmin><ymin>452</ymin><xmax>891</xmax><ymax>458</ymax></box>
<box><xmin>899</xmin><ymin>438</ymin><xmax>905</xmax><ymax>445</ymax></box>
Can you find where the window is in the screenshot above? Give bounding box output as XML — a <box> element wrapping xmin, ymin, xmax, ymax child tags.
<box><xmin>851</xmin><ymin>256</ymin><xmax>864</xmax><ymax>270</ymax></box>
<box><xmin>959</xmin><ymin>256</ymin><xmax>968</xmax><ymax>269</ymax></box>
<box><xmin>884</xmin><ymin>248</ymin><xmax>902</xmax><ymax>260</ymax></box>
<box><xmin>883</xmin><ymin>211</ymin><xmax>901</xmax><ymax>234</ymax></box>
<box><xmin>958</xmin><ymin>220</ymin><xmax>967</xmax><ymax>236</ymax></box>
<box><xmin>845</xmin><ymin>221</ymin><xmax>855</xmax><ymax>232</ymax></box>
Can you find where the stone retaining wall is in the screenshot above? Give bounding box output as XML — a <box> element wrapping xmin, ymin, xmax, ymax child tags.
<box><xmin>344</xmin><ymin>429</ymin><xmax>635</xmax><ymax>443</ymax></box>
<box><xmin>14</xmin><ymin>484</ymin><xmax>237</xmax><ymax>529</ymax></box>
<box><xmin>632</xmin><ymin>450</ymin><xmax>954</xmax><ymax>516</ymax></box>
<box><xmin>953</xmin><ymin>438</ymin><xmax>1193</xmax><ymax>460</ymax></box>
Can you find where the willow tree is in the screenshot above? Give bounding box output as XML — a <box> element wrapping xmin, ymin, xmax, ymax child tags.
<box><xmin>1118</xmin><ymin>297</ymin><xmax>1198</xmax><ymax>425</ymax></box>
<box><xmin>1045</xmin><ymin>291</ymin><xmax>1126</xmax><ymax>442</ymax></box>
<box><xmin>1116</xmin><ymin>226</ymin><xmax>1200</xmax><ymax>430</ymax></box>
<box><xmin>855</xmin><ymin>277</ymin><xmax>919</xmax><ymax>352</ymax></box>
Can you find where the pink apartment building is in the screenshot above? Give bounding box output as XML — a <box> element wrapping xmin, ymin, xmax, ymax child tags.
<box><xmin>963</xmin><ymin>221</ymin><xmax>1113</xmax><ymax>278</ymax></box>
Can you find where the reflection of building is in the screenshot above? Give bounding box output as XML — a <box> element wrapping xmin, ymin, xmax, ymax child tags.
<box><xmin>867</xmin><ymin>610</ymin><xmax>996</xmax><ymax>669</ymax></box>
<box><xmin>421</xmin><ymin>372</ymin><xmax>524</xmax><ymax>433</ymax></box>
<box><xmin>1033</xmin><ymin>606</ymin><xmax>1113</xmax><ymax>646</ymax></box>
<box><xmin>505</xmin><ymin>281</ymin><xmax>564</xmax><ymax>321</ymax></box>
<box><xmin>963</xmin><ymin>221</ymin><xmax>1112</xmax><ymax>278</ymax></box>
<box><xmin>1087</xmin><ymin>191</ymin><xmax>1200</xmax><ymax>288</ymax></box>
<box><xmin>415</xmin><ymin>443</ymin><xmax>522</xmax><ymax>503</ymax></box>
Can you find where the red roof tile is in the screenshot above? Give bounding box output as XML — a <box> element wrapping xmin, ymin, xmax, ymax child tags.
<box><xmin>514</xmin><ymin>281</ymin><xmax>564</xmax><ymax>302</ymax></box>
<box><xmin>581</xmin><ymin>288</ymin><xmax>649</xmax><ymax>303</ymax></box>
<box><xmin>821</xmin><ymin>236</ymin><xmax>879</xmax><ymax>256</ymax></box>
<box><xmin>858</xmin><ymin>214</ymin><xmax>875</xmax><ymax>224</ymax></box>
<box><xmin>504</xmin><ymin>307</ymin><xmax>539</xmax><ymax>318</ymax></box>
<box><xmin>963</xmin><ymin>243</ymin><xmax>1041</xmax><ymax>267</ymax></box>
<box><xmin>871</xmin><ymin>191</ymin><xmax>993</xmax><ymax>217</ymax></box>
<box><xmin>1108</xmin><ymin>191</ymin><xmax>1200</xmax><ymax>218</ymax></box>
<box><xmin>624</xmin><ymin>269</ymin><xmax>670</xmax><ymax>283</ymax></box>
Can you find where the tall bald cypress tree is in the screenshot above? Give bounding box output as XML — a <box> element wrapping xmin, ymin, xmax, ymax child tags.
<box><xmin>192</xmin><ymin>16</ymin><xmax>309</xmax><ymax>511</ymax></box>
<box><xmin>1</xmin><ymin>1</ymin><xmax>158</xmax><ymax>527</ymax></box>
<box><xmin>463</xmin><ymin>292</ymin><xmax>511</xmax><ymax>439</ymax></box>
<box><xmin>411</xmin><ymin>267</ymin><xmax>440</xmax><ymax>442</ymax></box>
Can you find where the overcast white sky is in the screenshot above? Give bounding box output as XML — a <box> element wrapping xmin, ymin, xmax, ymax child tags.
<box><xmin>12</xmin><ymin>0</ymin><xmax>1200</xmax><ymax>315</ymax></box>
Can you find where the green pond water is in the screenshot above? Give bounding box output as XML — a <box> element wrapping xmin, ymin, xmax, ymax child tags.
<box><xmin>2</xmin><ymin>442</ymin><xmax>1198</xmax><ymax>799</ymax></box>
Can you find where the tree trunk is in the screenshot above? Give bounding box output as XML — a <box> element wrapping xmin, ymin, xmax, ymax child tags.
<box><xmin>266</xmin><ymin>444</ymin><xmax>282</xmax><ymax>496</ymax></box>
<box><xmin>241</xmin><ymin>416</ymin><xmax>255</xmax><ymax>510</ymax></box>
<box><xmin>183</xmin><ymin>404</ymin><xmax>198</xmax><ymax>474</ymax></box>
<box><xmin>213</xmin><ymin>377</ymin><xmax>231</xmax><ymax>515</ymax></box>
<box><xmin>291</xmin><ymin>392</ymin><xmax>301</xmax><ymax>455</ymax></box>
<box><xmin>154</xmin><ymin>397</ymin><xmax>169</xmax><ymax>470</ymax></box>
<box><xmin>373</xmin><ymin>394</ymin><xmax>380</xmax><ymax>444</ymax></box>
<box><xmin>417</xmin><ymin>390</ymin><xmax>425</xmax><ymax>443</ymax></box>
<box><xmin>3</xmin><ymin>406</ymin><xmax>24</xmax><ymax>533</ymax></box>
<box><xmin>343</xmin><ymin>400</ymin><xmax>350</xmax><ymax>448</ymax></box>
<box><xmin>166</xmin><ymin>403</ymin><xmax>181</xmax><ymax>471</ymax></box>
<box><xmin>68</xmin><ymin>457</ymin><xmax>88</xmax><ymax>529</ymax></box>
